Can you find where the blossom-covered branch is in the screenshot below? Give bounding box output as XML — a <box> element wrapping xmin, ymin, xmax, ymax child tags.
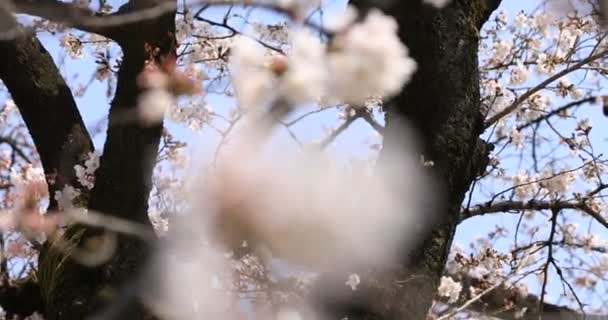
<box><xmin>461</xmin><ymin>197</ymin><xmax>608</xmax><ymax>229</ymax></box>
<box><xmin>485</xmin><ymin>48</ymin><xmax>608</xmax><ymax>127</ymax></box>
<box><xmin>440</xmin><ymin>270</ymin><xmax>588</xmax><ymax>320</ymax></box>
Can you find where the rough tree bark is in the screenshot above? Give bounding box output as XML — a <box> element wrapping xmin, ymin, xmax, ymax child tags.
<box><xmin>36</xmin><ymin>1</ymin><xmax>177</xmax><ymax>318</ymax></box>
<box><xmin>0</xmin><ymin>1</ymin><xmax>176</xmax><ymax>319</ymax></box>
<box><xmin>0</xmin><ymin>11</ymin><xmax>92</xmax><ymax>319</ymax></box>
<box><xmin>0</xmin><ymin>12</ymin><xmax>94</xmax><ymax>211</ymax></box>
<box><xmin>310</xmin><ymin>1</ymin><xmax>500</xmax><ymax>319</ymax></box>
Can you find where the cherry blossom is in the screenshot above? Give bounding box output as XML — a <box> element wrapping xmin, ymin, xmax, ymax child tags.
<box><xmin>438</xmin><ymin>276</ymin><xmax>462</xmax><ymax>304</ymax></box>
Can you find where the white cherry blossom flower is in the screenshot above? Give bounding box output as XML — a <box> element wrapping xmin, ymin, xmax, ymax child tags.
<box><xmin>509</xmin><ymin>61</ymin><xmax>529</xmax><ymax>85</ymax></box>
<box><xmin>345</xmin><ymin>273</ymin><xmax>361</xmax><ymax>290</ymax></box>
<box><xmin>74</xmin><ymin>152</ymin><xmax>100</xmax><ymax>190</ymax></box>
<box><xmin>438</xmin><ymin>276</ymin><xmax>462</xmax><ymax>303</ymax></box>
<box><xmin>327</xmin><ymin>8</ymin><xmax>417</xmax><ymax>104</ymax></box>
<box><xmin>54</xmin><ymin>185</ymin><xmax>81</xmax><ymax>211</ymax></box>
<box><xmin>137</xmin><ymin>89</ymin><xmax>174</xmax><ymax>126</ymax></box>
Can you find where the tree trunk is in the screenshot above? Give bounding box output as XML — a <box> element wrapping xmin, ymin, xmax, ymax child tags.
<box><xmin>35</xmin><ymin>1</ymin><xmax>177</xmax><ymax>318</ymax></box>
<box><xmin>0</xmin><ymin>11</ymin><xmax>93</xmax><ymax>318</ymax></box>
<box><xmin>0</xmin><ymin>0</ymin><xmax>506</xmax><ymax>318</ymax></box>
<box><xmin>310</xmin><ymin>1</ymin><xmax>500</xmax><ymax>319</ymax></box>
<box><xmin>0</xmin><ymin>13</ymin><xmax>94</xmax><ymax>210</ymax></box>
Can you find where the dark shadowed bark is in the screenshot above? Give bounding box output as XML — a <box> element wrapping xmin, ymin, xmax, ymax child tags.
<box><xmin>81</xmin><ymin>0</ymin><xmax>177</xmax><ymax>316</ymax></box>
<box><xmin>11</xmin><ymin>0</ymin><xmax>124</xmax><ymax>39</ymax></box>
<box><xmin>310</xmin><ymin>1</ymin><xmax>502</xmax><ymax>319</ymax></box>
<box><xmin>0</xmin><ymin>11</ymin><xmax>94</xmax><ymax>319</ymax></box>
<box><xmin>0</xmin><ymin>13</ymin><xmax>94</xmax><ymax>211</ymax></box>
<box><xmin>0</xmin><ymin>275</ymin><xmax>43</xmax><ymax>319</ymax></box>
<box><xmin>0</xmin><ymin>1</ymin><xmax>176</xmax><ymax>319</ymax></box>
<box><xmin>88</xmin><ymin>0</ymin><xmax>176</xmax><ymax>225</ymax></box>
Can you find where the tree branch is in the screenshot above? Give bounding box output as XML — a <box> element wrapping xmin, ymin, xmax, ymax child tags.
<box><xmin>358</xmin><ymin>109</ymin><xmax>385</xmax><ymax>134</ymax></box>
<box><xmin>0</xmin><ymin>12</ymin><xmax>93</xmax><ymax>210</ymax></box>
<box><xmin>484</xmin><ymin>49</ymin><xmax>608</xmax><ymax>128</ymax></box>
<box><xmin>55</xmin><ymin>0</ymin><xmax>178</xmax><ymax>317</ymax></box>
<box><xmin>319</xmin><ymin>116</ymin><xmax>357</xmax><ymax>149</ymax></box>
<box><xmin>10</xmin><ymin>0</ymin><xmax>178</xmax><ymax>40</ymax></box>
<box><xmin>492</xmin><ymin>97</ymin><xmax>598</xmax><ymax>144</ymax></box>
<box><xmin>447</xmin><ymin>271</ymin><xmax>593</xmax><ymax>320</ymax></box>
<box><xmin>476</xmin><ymin>0</ymin><xmax>503</xmax><ymax>29</ymax></box>
<box><xmin>461</xmin><ymin>199</ymin><xmax>608</xmax><ymax>229</ymax></box>
<box><xmin>11</xmin><ymin>0</ymin><xmax>119</xmax><ymax>38</ymax></box>
<box><xmin>88</xmin><ymin>2</ymin><xmax>175</xmax><ymax>225</ymax></box>
<box><xmin>6</xmin><ymin>0</ymin><xmax>179</xmax><ymax>317</ymax></box>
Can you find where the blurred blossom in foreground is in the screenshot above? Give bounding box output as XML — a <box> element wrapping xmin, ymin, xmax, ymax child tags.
<box><xmin>136</xmin><ymin>53</ymin><xmax>202</xmax><ymax>126</ymax></box>
<box><xmin>137</xmin><ymin>5</ymin><xmax>427</xmax><ymax>319</ymax></box>
<box><xmin>205</xmin><ymin>128</ymin><xmax>431</xmax><ymax>270</ymax></box>
<box><xmin>143</xmin><ymin>237</ymin><xmax>237</xmax><ymax>319</ymax></box>
<box><xmin>144</xmin><ymin>114</ymin><xmax>436</xmax><ymax>318</ymax></box>
<box><xmin>231</xmin><ymin>6</ymin><xmax>417</xmax><ymax>109</ymax></box>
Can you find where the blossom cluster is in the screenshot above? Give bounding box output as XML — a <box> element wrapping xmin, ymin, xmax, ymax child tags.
<box><xmin>231</xmin><ymin>6</ymin><xmax>417</xmax><ymax>109</ymax></box>
<box><xmin>54</xmin><ymin>151</ymin><xmax>100</xmax><ymax>212</ymax></box>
